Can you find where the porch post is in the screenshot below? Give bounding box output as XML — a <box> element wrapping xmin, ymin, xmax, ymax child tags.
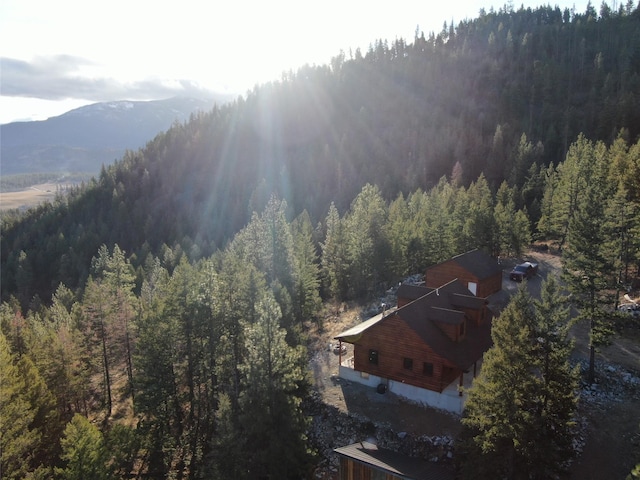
<box><xmin>459</xmin><ymin>373</ymin><xmax>464</xmax><ymax>397</ymax></box>
<box><xmin>338</xmin><ymin>339</ymin><xmax>342</xmax><ymax>366</ymax></box>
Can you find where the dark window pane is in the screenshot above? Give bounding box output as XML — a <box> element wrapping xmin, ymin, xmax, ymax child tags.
<box><xmin>369</xmin><ymin>349</ymin><xmax>379</xmax><ymax>365</ymax></box>
<box><xmin>403</xmin><ymin>357</ymin><xmax>413</xmax><ymax>370</ymax></box>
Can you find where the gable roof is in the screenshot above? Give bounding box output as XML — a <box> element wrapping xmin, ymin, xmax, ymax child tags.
<box><xmin>397</xmin><ymin>281</ymin><xmax>492</xmax><ymax>370</ymax></box>
<box><xmin>449</xmin><ymin>292</ymin><xmax>486</xmax><ymax>310</ymax></box>
<box><xmin>397</xmin><ymin>283</ymin><xmax>433</xmax><ymax>302</ymax></box>
<box><xmin>334</xmin><ymin>442</ymin><xmax>455</xmax><ymax>480</ymax></box>
<box><xmin>335</xmin><ymin>279</ymin><xmax>492</xmax><ymax>370</ymax></box>
<box><xmin>439</xmin><ymin>249</ymin><xmax>502</xmax><ymax>280</ymax></box>
<box><xmin>335</xmin><ymin>308</ymin><xmax>395</xmax><ymax>343</ymax></box>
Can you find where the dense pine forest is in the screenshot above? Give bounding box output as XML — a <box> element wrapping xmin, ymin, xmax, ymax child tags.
<box><xmin>2</xmin><ymin>4</ymin><xmax>640</xmax><ymax>479</ymax></box>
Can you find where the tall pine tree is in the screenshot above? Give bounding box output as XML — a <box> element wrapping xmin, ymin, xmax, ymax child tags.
<box><xmin>562</xmin><ymin>139</ymin><xmax>615</xmax><ymax>384</ymax></box>
<box><xmin>459</xmin><ymin>279</ymin><xmax>578</xmax><ymax>479</ymax></box>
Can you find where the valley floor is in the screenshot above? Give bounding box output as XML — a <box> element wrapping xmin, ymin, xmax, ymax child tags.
<box><xmin>0</xmin><ymin>182</ymin><xmax>59</xmax><ymax>210</ymax></box>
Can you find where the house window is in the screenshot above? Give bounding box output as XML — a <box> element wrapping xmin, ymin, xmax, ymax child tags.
<box><xmin>423</xmin><ymin>362</ymin><xmax>434</xmax><ymax>376</ymax></box>
<box><xmin>403</xmin><ymin>357</ymin><xmax>413</xmax><ymax>370</ymax></box>
<box><xmin>369</xmin><ymin>349</ymin><xmax>379</xmax><ymax>365</ymax></box>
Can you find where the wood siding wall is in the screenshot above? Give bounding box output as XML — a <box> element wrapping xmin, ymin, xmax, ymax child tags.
<box><xmin>352</xmin><ymin>314</ymin><xmax>459</xmax><ymax>393</ymax></box>
<box><xmin>459</xmin><ymin>306</ymin><xmax>486</xmax><ymax>327</ymax></box>
<box><xmin>476</xmin><ymin>272</ymin><xmax>502</xmax><ymax>298</ymax></box>
<box><xmin>339</xmin><ymin>458</ymin><xmax>399</xmax><ymax>480</ymax></box>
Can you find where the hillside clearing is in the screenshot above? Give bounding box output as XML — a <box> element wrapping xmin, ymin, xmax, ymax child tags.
<box><xmin>309</xmin><ymin>250</ymin><xmax>640</xmax><ymax>479</ymax></box>
<box><xmin>0</xmin><ymin>183</ymin><xmax>59</xmax><ymax>210</ymax></box>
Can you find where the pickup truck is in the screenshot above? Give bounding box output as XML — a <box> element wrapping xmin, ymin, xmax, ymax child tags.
<box><xmin>510</xmin><ymin>261</ymin><xmax>538</xmax><ymax>282</ymax></box>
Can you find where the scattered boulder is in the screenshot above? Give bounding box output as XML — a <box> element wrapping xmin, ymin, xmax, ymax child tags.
<box><xmin>305</xmin><ymin>393</ymin><xmax>455</xmax><ymax>478</ymax></box>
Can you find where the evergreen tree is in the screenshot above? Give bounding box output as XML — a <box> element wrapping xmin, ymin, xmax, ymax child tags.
<box><xmin>528</xmin><ymin>277</ymin><xmax>579</xmax><ymax>475</ymax></box>
<box><xmin>55</xmin><ymin>414</ymin><xmax>113</xmax><ymax>480</ymax></box>
<box><xmin>459</xmin><ymin>280</ymin><xmax>578</xmax><ymax>479</ymax></box>
<box><xmin>216</xmin><ymin>249</ymin><xmax>267</xmax><ymax>409</ymax></box>
<box><xmin>537</xmin><ymin>162</ymin><xmax>559</xmax><ymax>239</ymax></box>
<box><xmin>290</xmin><ymin>211</ymin><xmax>322</xmax><ymax>326</ymax></box>
<box><xmin>104</xmin><ymin>424</ymin><xmax>141</xmax><ymax>479</ymax></box>
<box><xmin>23</xmin><ymin>284</ymin><xmax>87</xmax><ymax>422</ymax></box>
<box><xmin>188</xmin><ymin>257</ymin><xmax>222</xmax><ymax>460</ymax></box>
<box><xmin>423</xmin><ymin>178</ymin><xmax>455</xmax><ymax>264</ymax></box>
<box><xmin>321</xmin><ymin>202</ymin><xmax>348</xmax><ymax>299</ymax></box>
<box><xmin>449</xmin><ymin>184</ymin><xmax>473</xmax><ymax>253</ymax></box>
<box><xmin>0</xmin><ymin>333</ymin><xmax>47</xmax><ymax>479</ymax></box>
<box><xmin>344</xmin><ymin>184</ymin><xmax>389</xmax><ymax>298</ymax></box>
<box><xmin>134</xmin><ymin>282</ymin><xmax>182</xmax><ymax>476</ymax></box>
<box><xmin>91</xmin><ymin>245</ymin><xmax>137</xmax><ymax>399</ymax></box>
<box><xmin>386</xmin><ymin>193</ymin><xmax>411</xmax><ymax>278</ymax></box>
<box><xmin>15</xmin><ymin>250</ymin><xmax>34</xmax><ymax>312</ymax></box>
<box><xmin>237</xmin><ymin>294</ymin><xmax>312</xmax><ymax>478</ymax></box>
<box><xmin>15</xmin><ymin>352</ymin><xmax>60</xmax><ymax>471</ymax></box>
<box><xmin>511</xmin><ymin>208</ymin><xmax>532</xmax><ymax>258</ymax></box>
<box><xmin>81</xmin><ymin>277</ymin><xmax>113</xmax><ymax>419</ymax></box>
<box><xmin>562</xmin><ymin>139</ymin><xmax>615</xmax><ymax>384</ymax></box>
<box><xmin>520</xmin><ymin>162</ymin><xmax>545</xmax><ymax>226</ymax></box>
<box><xmin>463</xmin><ymin>175</ymin><xmax>495</xmax><ymax>252</ymax></box>
<box><xmin>604</xmin><ymin>182</ymin><xmax>640</xmax><ymax>289</ymax></box>
<box><xmin>494</xmin><ymin>181</ymin><xmax>517</xmax><ymax>256</ymax></box>
<box><xmin>494</xmin><ymin>180</ymin><xmax>531</xmax><ymax>258</ymax></box>
<box><xmin>203</xmin><ymin>393</ymin><xmax>243</xmax><ymax>479</ymax></box>
<box><xmin>539</xmin><ymin>135</ymin><xmax>594</xmax><ymax>248</ymax></box>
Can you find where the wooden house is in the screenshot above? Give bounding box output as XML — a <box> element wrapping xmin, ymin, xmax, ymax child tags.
<box><xmin>334</xmin><ymin>442</ymin><xmax>455</xmax><ymax>480</ymax></box>
<box><xmin>335</xmin><ymin>279</ymin><xmax>493</xmax><ymax>413</ymax></box>
<box><xmin>425</xmin><ymin>249</ymin><xmax>503</xmax><ymax>298</ymax></box>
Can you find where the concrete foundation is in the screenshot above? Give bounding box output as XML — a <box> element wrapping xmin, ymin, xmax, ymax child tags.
<box><xmin>338</xmin><ymin>357</ymin><xmax>483</xmax><ymax>415</ymax></box>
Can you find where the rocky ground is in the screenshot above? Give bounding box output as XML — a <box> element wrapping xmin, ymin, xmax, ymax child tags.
<box><xmin>306</xmin><ymin>250</ymin><xmax>640</xmax><ymax>479</ymax></box>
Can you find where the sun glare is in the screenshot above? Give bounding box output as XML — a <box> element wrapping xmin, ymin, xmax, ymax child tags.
<box><xmin>1</xmin><ymin>0</ymin><xmax>591</xmax><ymax>123</ymax></box>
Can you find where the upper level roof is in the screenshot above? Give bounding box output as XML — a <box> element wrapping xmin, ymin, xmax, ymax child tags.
<box><xmin>434</xmin><ymin>249</ymin><xmax>503</xmax><ymax>280</ymax></box>
<box><xmin>397</xmin><ymin>281</ymin><xmax>492</xmax><ymax>370</ymax></box>
<box><xmin>397</xmin><ymin>283</ymin><xmax>433</xmax><ymax>302</ymax></box>
<box><xmin>335</xmin><ymin>279</ymin><xmax>492</xmax><ymax>370</ymax></box>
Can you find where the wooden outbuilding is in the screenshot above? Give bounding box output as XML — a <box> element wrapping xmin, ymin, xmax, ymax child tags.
<box><xmin>425</xmin><ymin>249</ymin><xmax>503</xmax><ymax>297</ymax></box>
<box><xmin>334</xmin><ymin>442</ymin><xmax>455</xmax><ymax>480</ymax></box>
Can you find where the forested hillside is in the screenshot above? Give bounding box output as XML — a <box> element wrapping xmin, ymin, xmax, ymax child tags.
<box><xmin>2</xmin><ymin>4</ymin><xmax>640</xmax><ymax>479</ymax></box>
<box><xmin>3</xmin><ymin>4</ymin><xmax>640</xmax><ymax>304</ymax></box>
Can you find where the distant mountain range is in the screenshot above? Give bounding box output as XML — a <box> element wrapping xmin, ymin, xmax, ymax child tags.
<box><xmin>1</xmin><ymin>96</ymin><xmax>234</xmax><ymax>175</ymax></box>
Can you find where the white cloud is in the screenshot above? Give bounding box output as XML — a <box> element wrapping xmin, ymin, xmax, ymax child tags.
<box><xmin>1</xmin><ymin>55</ymin><xmax>222</xmax><ymax>101</ymax></box>
<box><xmin>0</xmin><ymin>0</ymin><xmax>591</xmax><ymax>122</ymax></box>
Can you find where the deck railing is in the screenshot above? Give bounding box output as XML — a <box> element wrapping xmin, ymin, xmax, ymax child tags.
<box><xmin>341</xmin><ymin>356</ymin><xmax>354</xmax><ymax>368</ymax></box>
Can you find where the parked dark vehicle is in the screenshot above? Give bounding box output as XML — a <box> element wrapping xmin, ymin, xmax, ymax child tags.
<box><xmin>510</xmin><ymin>262</ymin><xmax>538</xmax><ymax>282</ymax></box>
<box><xmin>618</xmin><ymin>303</ymin><xmax>640</xmax><ymax>318</ymax></box>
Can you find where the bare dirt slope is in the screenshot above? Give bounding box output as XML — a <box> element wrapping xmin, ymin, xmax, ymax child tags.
<box><xmin>309</xmin><ymin>250</ymin><xmax>640</xmax><ymax>479</ymax></box>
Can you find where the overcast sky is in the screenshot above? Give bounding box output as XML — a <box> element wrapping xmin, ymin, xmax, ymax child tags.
<box><xmin>1</xmin><ymin>0</ymin><xmax>591</xmax><ymax>124</ymax></box>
